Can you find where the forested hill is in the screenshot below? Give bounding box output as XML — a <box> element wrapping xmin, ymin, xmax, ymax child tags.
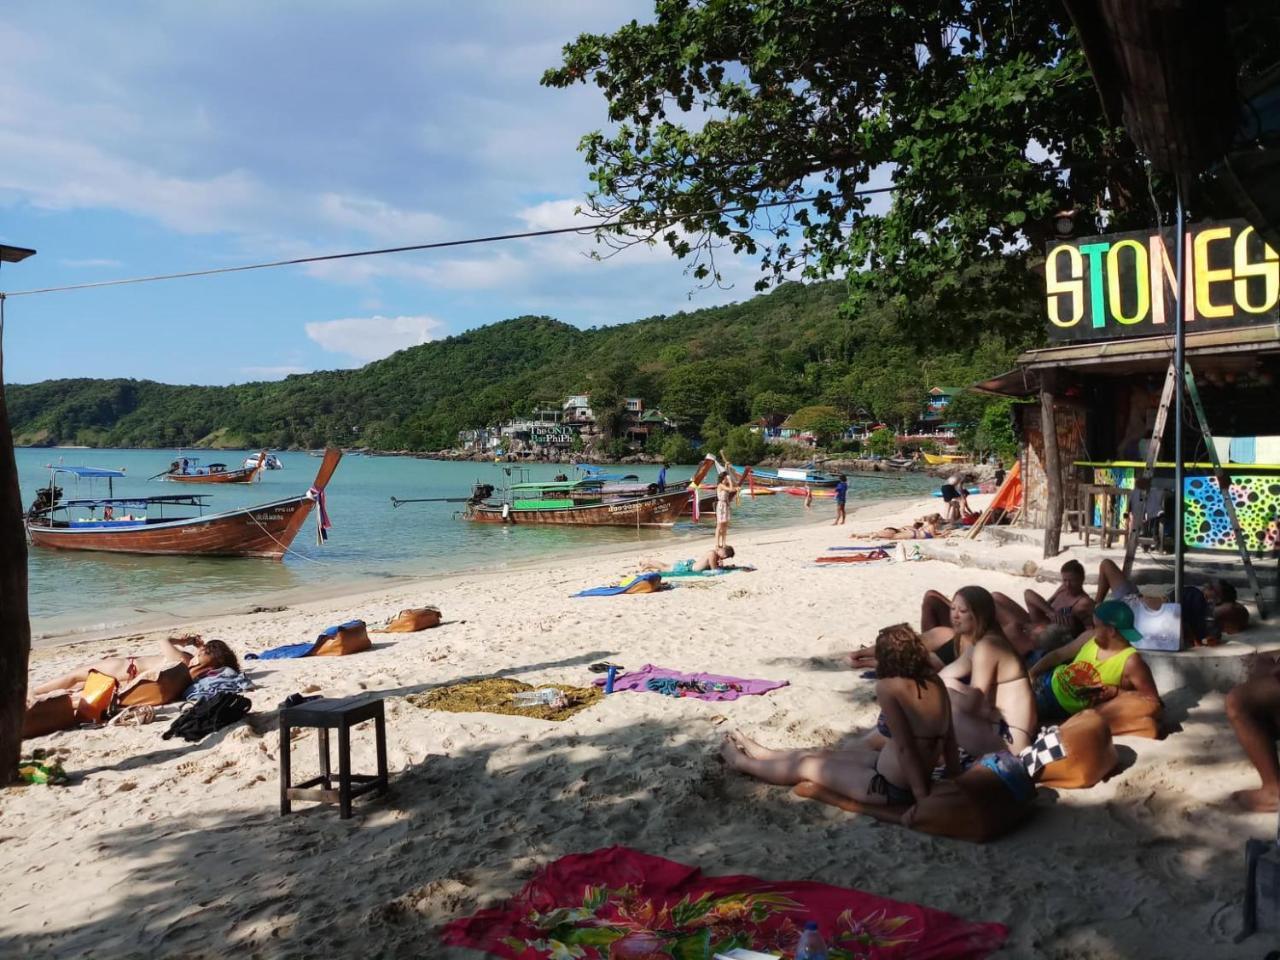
<box><xmin>7</xmin><ymin>279</ymin><xmax>1033</xmax><ymax>450</ymax></box>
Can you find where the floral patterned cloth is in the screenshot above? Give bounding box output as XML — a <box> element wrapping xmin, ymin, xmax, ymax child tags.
<box><xmin>441</xmin><ymin>846</ymin><xmax>1007</xmax><ymax>959</ymax></box>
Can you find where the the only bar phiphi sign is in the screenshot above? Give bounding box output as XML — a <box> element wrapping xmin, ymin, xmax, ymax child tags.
<box><xmin>1044</xmin><ymin>219</ymin><xmax>1279</xmax><ymax>342</ymax></box>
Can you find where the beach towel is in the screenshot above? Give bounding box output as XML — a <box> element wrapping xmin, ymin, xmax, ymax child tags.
<box><xmin>246</xmin><ymin>619</ymin><xmax>371</xmax><ymax>660</ymax></box>
<box><xmin>827</xmin><ymin>545</ymin><xmax>896</xmax><ymax>552</ymax></box>
<box><xmin>441</xmin><ymin>846</ymin><xmax>1007</xmax><ymax>959</ymax></box>
<box><xmin>592</xmin><ymin>664</ymin><xmax>786</xmax><ymax>701</ymax></box>
<box><xmin>183</xmin><ymin>667</ymin><xmax>253</xmax><ymax>703</ymax></box>
<box><xmin>245</xmin><ymin>642</ymin><xmax>315</xmax><ymax>661</ymax></box>
<box><xmin>573</xmin><ymin>573</ymin><xmax>664</xmax><ymax>597</ymax></box>
<box><xmin>816</xmin><ymin>549</ymin><xmax>890</xmax><ymax>564</ymax></box>
<box><xmin>657</xmin><ymin>564</ymin><xmax>756</xmax><ymax>577</ymax></box>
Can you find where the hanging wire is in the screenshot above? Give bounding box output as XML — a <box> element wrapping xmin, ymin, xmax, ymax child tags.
<box><xmin>0</xmin><ymin>168</ymin><xmax>1082</xmax><ymax>299</ymax></box>
<box><xmin>0</xmin><ymin>192</ymin><xmax>862</xmax><ymax>298</ymax></box>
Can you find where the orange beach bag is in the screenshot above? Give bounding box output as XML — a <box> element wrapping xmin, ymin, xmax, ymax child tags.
<box><xmin>76</xmin><ymin>670</ymin><xmax>118</xmax><ymax>724</ymax></box>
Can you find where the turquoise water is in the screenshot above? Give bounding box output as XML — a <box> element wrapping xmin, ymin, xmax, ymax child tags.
<box><xmin>17</xmin><ymin>448</ymin><xmax>935</xmax><ymax>637</ymax></box>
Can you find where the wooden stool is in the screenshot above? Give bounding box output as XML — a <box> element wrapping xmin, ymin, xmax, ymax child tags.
<box><xmin>279</xmin><ymin>696</ymin><xmax>389</xmax><ymax>819</ymax></box>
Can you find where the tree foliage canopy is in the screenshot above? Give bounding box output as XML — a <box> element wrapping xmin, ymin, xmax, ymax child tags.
<box><xmin>9</xmin><ymin>279</ymin><xmax>1027</xmax><ymax>452</ymax></box>
<box><xmin>544</xmin><ymin>0</ymin><xmax>1159</xmax><ymax>341</ymax></box>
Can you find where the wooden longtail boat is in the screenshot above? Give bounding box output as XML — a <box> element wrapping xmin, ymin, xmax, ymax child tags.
<box><xmin>742</xmin><ymin>466</ymin><xmax>841</xmax><ymax>488</ymax></box>
<box><xmin>157</xmin><ymin>450</ymin><xmax>266</xmax><ymax>484</ymax></box>
<box><xmin>464</xmin><ymin>458</ymin><xmax>715</xmax><ymax>527</ymax></box>
<box><xmin>26</xmin><ymin>449</ymin><xmax>341</xmax><ymax>559</ymax></box>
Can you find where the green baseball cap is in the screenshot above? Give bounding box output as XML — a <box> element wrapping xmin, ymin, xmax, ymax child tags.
<box><xmin>1095</xmin><ymin>600</ymin><xmax>1143</xmax><ymax>644</ymax></box>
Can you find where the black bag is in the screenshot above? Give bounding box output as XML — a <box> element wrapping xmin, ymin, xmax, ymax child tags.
<box><xmin>162</xmin><ymin>693</ymin><xmax>252</xmax><ymax>742</ymax></box>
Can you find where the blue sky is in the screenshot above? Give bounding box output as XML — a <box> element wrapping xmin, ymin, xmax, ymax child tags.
<box><xmin>0</xmin><ymin>1</ymin><xmax>776</xmax><ymax>385</ymax></box>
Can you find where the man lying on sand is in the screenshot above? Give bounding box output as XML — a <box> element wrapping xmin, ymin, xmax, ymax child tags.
<box><xmin>641</xmin><ymin>545</ymin><xmax>737</xmax><ymax>574</ymax></box>
<box><xmin>1094</xmin><ymin>558</ymin><xmax>1249</xmax><ymax>646</ymax></box>
<box><xmin>29</xmin><ymin>636</ymin><xmax>239</xmax><ymax>700</ymax></box>
<box><xmin>1027</xmin><ymin>601</ymin><xmax>1159</xmax><ymax>723</ymax></box>
<box><xmin>1227</xmin><ymin>651</ymin><xmax>1280</xmax><ymax>811</ymax></box>
<box><xmin>993</xmin><ymin>559</ymin><xmax>1094</xmax><ymax>653</ymax></box>
<box><xmin>723</xmin><ymin>623</ymin><xmax>960</xmax><ymax>805</ymax></box>
<box><xmin>852</xmin><ymin>514</ymin><xmax>945</xmax><ymax>540</ymax></box>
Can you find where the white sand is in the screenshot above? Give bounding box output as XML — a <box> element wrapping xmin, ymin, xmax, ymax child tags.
<box><xmin>1</xmin><ymin>494</ymin><xmax>1268</xmax><ymax>958</ymax></box>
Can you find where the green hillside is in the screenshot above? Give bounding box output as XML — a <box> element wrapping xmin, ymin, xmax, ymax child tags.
<box><xmin>6</xmin><ymin>279</ymin><xmax>1035</xmax><ymax>451</ymax></box>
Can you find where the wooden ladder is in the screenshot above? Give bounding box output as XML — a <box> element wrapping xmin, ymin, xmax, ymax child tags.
<box><xmin>1121</xmin><ymin>361</ymin><xmax>1178</xmax><ymax>577</ymax></box>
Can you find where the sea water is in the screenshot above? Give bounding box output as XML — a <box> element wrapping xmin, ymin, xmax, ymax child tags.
<box><xmin>17</xmin><ymin>448</ymin><xmax>936</xmax><ymax>639</ymax></box>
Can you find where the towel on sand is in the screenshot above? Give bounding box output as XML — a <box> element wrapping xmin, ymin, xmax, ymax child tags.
<box><xmin>573</xmin><ymin>572</ymin><xmax>664</xmax><ymax>597</ymax></box>
<box><xmin>441</xmin><ymin>846</ymin><xmax>1008</xmax><ymax>959</ymax></box>
<box><xmin>592</xmin><ymin>663</ymin><xmax>786</xmax><ymax>701</ymax></box>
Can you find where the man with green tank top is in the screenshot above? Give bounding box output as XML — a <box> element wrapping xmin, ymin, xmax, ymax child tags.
<box><xmin>1027</xmin><ymin>601</ymin><xmax>1160</xmax><ymax>723</ymax></box>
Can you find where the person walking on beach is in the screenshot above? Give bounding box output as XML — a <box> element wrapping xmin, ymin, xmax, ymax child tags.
<box><xmin>1226</xmin><ymin>652</ymin><xmax>1280</xmax><ymax>811</ymax></box>
<box><xmin>714</xmin><ymin>452</ymin><xmax>739</xmax><ymax>548</ymax></box>
<box><xmin>833</xmin><ymin>474</ymin><xmax>848</xmax><ymax>525</ymax></box>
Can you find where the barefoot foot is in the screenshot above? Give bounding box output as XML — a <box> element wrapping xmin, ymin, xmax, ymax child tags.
<box><xmin>1233</xmin><ymin>787</ymin><xmax>1280</xmax><ymax>812</ymax></box>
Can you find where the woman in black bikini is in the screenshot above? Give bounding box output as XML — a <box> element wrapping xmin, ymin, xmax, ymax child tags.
<box><xmin>29</xmin><ymin>636</ymin><xmax>239</xmax><ymax>699</ymax></box>
<box><xmin>849</xmin><ymin>581</ymin><xmax>970</xmax><ymax>672</ymax></box>
<box><xmin>722</xmin><ymin>624</ymin><xmax>959</xmax><ymax>806</ymax></box>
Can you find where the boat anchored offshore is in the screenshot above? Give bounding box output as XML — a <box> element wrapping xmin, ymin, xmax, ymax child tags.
<box><xmin>463</xmin><ymin>459</ymin><xmax>715</xmax><ymax>527</ymax></box>
<box><xmin>243</xmin><ymin>452</ymin><xmax>284</xmax><ymax>470</ymax></box>
<box><xmin>26</xmin><ymin>449</ymin><xmax>341</xmax><ymax>559</ymax></box>
<box><xmin>740</xmin><ymin>465</ymin><xmax>841</xmax><ymax>489</ymax></box>
<box><xmin>154</xmin><ymin>450</ymin><xmax>267</xmax><ymax>484</ymax></box>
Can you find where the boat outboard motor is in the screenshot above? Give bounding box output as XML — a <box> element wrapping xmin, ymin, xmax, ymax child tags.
<box><xmin>468</xmin><ymin>483</ymin><xmax>495</xmax><ymax>504</ymax></box>
<box><xmin>28</xmin><ymin>486</ymin><xmax>63</xmax><ymax>518</ymax></box>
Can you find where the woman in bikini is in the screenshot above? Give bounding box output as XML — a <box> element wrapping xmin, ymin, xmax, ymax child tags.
<box><xmin>722</xmin><ymin>623</ymin><xmax>959</xmax><ymax>806</ymax></box>
<box><xmin>935</xmin><ymin>586</ymin><xmax>1037</xmax><ymax>755</ymax></box>
<box><xmin>29</xmin><ymin>636</ymin><xmax>239</xmax><ymax>699</ymax></box>
<box><xmin>849</xmin><ymin>578</ymin><xmax>972</xmax><ymax>672</ymax></box>
<box><xmin>852</xmin><ymin>514</ymin><xmax>944</xmax><ymax>541</ymax></box>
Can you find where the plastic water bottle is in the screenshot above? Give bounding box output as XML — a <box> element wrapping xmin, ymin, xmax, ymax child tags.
<box><xmin>795</xmin><ymin>921</ymin><xmax>827</xmax><ymax>960</ymax></box>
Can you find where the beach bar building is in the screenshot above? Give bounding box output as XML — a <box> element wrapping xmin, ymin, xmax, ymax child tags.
<box><xmin>976</xmin><ymin>219</ymin><xmax>1280</xmax><ymax>587</ymax></box>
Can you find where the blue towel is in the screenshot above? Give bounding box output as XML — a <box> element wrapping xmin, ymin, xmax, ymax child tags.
<box><xmin>245</xmin><ymin>642</ymin><xmax>315</xmax><ymax>661</ymax></box>
<box><xmin>183</xmin><ymin>667</ymin><xmax>253</xmax><ymax>701</ymax></box>
<box><xmin>828</xmin><ymin>545</ymin><xmax>895</xmax><ymax>552</ymax></box>
<box><xmin>573</xmin><ymin>573</ymin><xmax>663</xmax><ymax>597</ymax></box>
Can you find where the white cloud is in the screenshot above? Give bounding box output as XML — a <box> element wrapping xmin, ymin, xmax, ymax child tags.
<box><xmin>305</xmin><ymin>314</ymin><xmax>445</xmax><ymax>362</ymax></box>
<box><xmin>58</xmin><ymin>257</ymin><xmax>123</xmax><ymax>268</ymax></box>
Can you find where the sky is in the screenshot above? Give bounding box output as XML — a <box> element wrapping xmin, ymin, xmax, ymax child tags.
<box><xmin>0</xmin><ymin>1</ymin><xmax>776</xmax><ymax>386</ymax></box>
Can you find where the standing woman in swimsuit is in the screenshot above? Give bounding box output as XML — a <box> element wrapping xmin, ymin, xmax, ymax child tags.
<box><xmin>723</xmin><ymin>623</ymin><xmax>960</xmax><ymax>806</ymax></box>
<box><xmin>29</xmin><ymin>636</ymin><xmax>239</xmax><ymax>699</ymax></box>
<box><xmin>936</xmin><ymin>586</ymin><xmax>1037</xmax><ymax>754</ymax></box>
<box><xmin>713</xmin><ymin>452</ymin><xmax>740</xmax><ymax>549</ymax></box>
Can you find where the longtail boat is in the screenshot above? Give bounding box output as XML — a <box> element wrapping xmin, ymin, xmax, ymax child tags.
<box><xmin>738</xmin><ymin>465</ymin><xmax>840</xmax><ymax>489</ymax></box>
<box><xmin>26</xmin><ymin>449</ymin><xmax>341</xmax><ymax>559</ymax></box>
<box><xmin>464</xmin><ymin>458</ymin><xmax>715</xmax><ymax>527</ymax></box>
<box><xmin>155</xmin><ymin>450</ymin><xmax>266</xmax><ymax>484</ymax></box>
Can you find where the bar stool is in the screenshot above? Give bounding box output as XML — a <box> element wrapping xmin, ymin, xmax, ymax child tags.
<box><xmin>279</xmin><ymin>696</ymin><xmax>389</xmax><ymax>819</ymax></box>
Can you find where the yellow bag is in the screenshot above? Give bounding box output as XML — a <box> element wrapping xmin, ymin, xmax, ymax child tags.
<box><xmin>76</xmin><ymin>670</ymin><xmax>118</xmax><ymax>724</ymax></box>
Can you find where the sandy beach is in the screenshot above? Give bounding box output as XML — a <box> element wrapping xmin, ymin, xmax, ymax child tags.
<box><xmin>3</xmin><ymin>493</ymin><xmax>1268</xmax><ymax>958</ymax></box>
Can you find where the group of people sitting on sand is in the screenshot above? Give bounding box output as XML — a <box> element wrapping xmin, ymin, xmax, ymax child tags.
<box><xmin>722</xmin><ymin>557</ymin><xmax>1254</xmax><ymax>815</ymax></box>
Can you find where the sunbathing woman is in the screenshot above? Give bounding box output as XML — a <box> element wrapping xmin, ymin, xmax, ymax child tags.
<box><xmin>29</xmin><ymin>636</ymin><xmax>239</xmax><ymax>699</ymax></box>
<box><xmin>935</xmin><ymin>587</ymin><xmax>1037</xmax><ymax>754</ymax></box>
<box><xmin>723</xmin><ymin>624</ymin><xmax>959</xmax><ymax>805</ymax></box>
<box><xmin>849</xmin><ymin>582</ymin><xmax>979</xmax><ymax>672</ymax></box>
<box><xmin>852</xmin><ymin>514</ymin><xmax>944</xmax><ymax>541</ymax></box>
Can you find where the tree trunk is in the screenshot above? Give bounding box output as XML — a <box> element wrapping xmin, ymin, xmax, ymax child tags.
<box><xmin>0</xmin><ymin>359</ymin><xmax>30</xmax><ymax>785</ymax></box>
<box><xmin>1041</xmin><ymin>378</ymin><xmax>1064</xmax><ymax>559</ymax></box>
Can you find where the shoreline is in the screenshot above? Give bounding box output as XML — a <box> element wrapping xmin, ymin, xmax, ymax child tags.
<box><xmin>28</xmin><ymin>493</ymin><xmax>900</xmax><ymax>654</ymax></box>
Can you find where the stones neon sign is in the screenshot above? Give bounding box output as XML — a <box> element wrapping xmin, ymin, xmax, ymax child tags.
<box><xmin>1044</xmin><ymin>220</ymin><xmax>1279</xmax><ymax>341</ymax></box>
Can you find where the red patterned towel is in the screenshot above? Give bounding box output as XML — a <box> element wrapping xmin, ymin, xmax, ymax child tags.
<box><xmin>441</xmin><ymin>846</ymin><xmax>1007</xmax><ymax>959</ymax></box>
